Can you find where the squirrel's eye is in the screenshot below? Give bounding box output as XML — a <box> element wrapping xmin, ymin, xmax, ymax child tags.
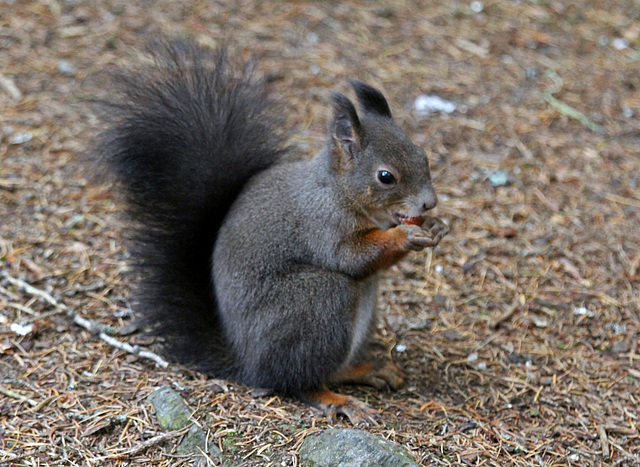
<box><xmin>377</xmin><ymin>170</ymin><xmax>397</xmax><ymax>185</ymax></box>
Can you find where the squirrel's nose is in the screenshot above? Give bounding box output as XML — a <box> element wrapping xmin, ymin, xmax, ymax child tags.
<box><xmin>421</xmin><ymin>189</ymin><xmax>438</xmax><ymax>211</ymax></box>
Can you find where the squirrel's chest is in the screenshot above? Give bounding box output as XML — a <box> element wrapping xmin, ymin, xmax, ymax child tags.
<box><xmin>345</xmin><ymin>276</ymin><xmax>378</xmax><ymax>365</ymax></box>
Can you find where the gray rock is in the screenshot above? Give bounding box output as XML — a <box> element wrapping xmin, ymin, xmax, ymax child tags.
<box><xmin>58</xmin><ymin>59</ymin><xmax>76</xmax><ymax>76</ymax></box>
<box><xmin>147</xmin><ymin>385</ymin><xmax>192</xmax><ymax>431</ymax></box>
<box><xmin>148</xmin><ymin>385</ymin><xmax>221</xmax><ymax>460</ymax></box>
<box><xmin>176</xmin><ymin>424</ymin><xmax>208</xmax><ymax>456</ymax></box>
<box><xmin>299</xmin><ymin>429</ymin><xmax>420</xmax><ymax>467</ymax></box>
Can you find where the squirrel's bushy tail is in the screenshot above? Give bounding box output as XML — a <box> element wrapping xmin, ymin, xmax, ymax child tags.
<box><xmin>93</xmin><ymin>40</ymin><xmax>287</xmax><ymax>375</ymax></box>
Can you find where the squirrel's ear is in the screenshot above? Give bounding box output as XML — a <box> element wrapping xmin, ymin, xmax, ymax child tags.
<box><xmin>330</xmin><ymin>92</ymin><xmax>362</xmax><ymax>168</ymax></box>
<box><xmin>348</xmin><ymin>80</ymin><xmax>392</xmax><ymax>119</ymax></box>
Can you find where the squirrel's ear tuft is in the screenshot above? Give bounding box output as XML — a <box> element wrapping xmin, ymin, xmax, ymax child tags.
<box><xmin>330</xmin><ymin>92</ymin><xmax>362</xmax><ymax>167</ymax></box>
<box><xmin>348</xmin><ymin>80</ymin><xmax>392</xmax><ymax>119</ymax></box>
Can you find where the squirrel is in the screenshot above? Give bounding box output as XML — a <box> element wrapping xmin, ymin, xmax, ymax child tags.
<box><xmin>93</xmin><ymin>39</ymin><xmax>448</xmax><ymax>424</ymax></box>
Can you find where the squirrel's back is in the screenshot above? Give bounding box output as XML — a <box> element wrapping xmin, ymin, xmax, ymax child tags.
<box><xmin>92</xmin><ymin>40</ymin><xmax>288</xmax><ymax>375</ymax></box>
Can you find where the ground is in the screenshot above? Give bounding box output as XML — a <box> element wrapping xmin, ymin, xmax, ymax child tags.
<box><xmin>1</xmin><ymin>0</ymin><xmax>639</xmax><ymax>465</ymax></box>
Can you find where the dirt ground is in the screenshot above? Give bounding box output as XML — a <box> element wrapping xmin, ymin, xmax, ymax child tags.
<box><xmin>1</xmin><ymin>0</ymin><xmax>639</xmax><ymax>465</ymax></box>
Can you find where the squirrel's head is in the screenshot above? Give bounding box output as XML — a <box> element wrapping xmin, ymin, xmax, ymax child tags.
<box><xmin>328</xmin><ymin>80</ymin><xmax>438</xmax><ymax>230</ymax></box>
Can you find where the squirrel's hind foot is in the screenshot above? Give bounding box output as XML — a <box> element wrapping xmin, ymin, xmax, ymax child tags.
<box><xmin>331</xmin><ymin>360</ymin><xmax>405</xmax><ymax>391</ymax></box>
<box><xmin>303</xmin><ymin>388</ymin><xmax>380</xmax><ymax>426</ymax></box>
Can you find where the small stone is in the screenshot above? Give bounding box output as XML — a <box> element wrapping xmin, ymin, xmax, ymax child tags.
<box><xmin>10</xmin><ymin>322</ymin><xmax>33</xmax><ymax>336</ymax></box>
<box><xmin>488</xmin><ymin>169</ymin><xmax>509</xmax><ymax>187</ymax></box>
<box><xmin>533</xmin><ymin>318</ymin><xmax>549</xmax><ymax>328</ymax></box>
<box><xmin>176</xmin><ymin>425</ymin><xmax>208</xmax><ymax>456</ymax></box>
<box><xmin>406</xmin><ymin>317</ymin><xmax>431</xmax><ymax>330</ymax></box>
<box><xmin>58</xmin><ymin>59</ymin><xmax>76</xmax><ymax>76</ymax></box>
<box><xmin>9</xmin><ymin>131</ymin><xmax>32</xmax><ymax>145</ymax></box>
<box><xmin>395</xmin><ymin>344</ymin><xmax>407</xmax><ymax>353</ymax></box>
<box><xmin>148</xmin><ymin>386</ymin><xmax>192</xmax><ymax>431</ymax></box>
<box><xmin>612</xmin><ymin>38</ymin><xmax>629</xmax><ymax>50</ymax></box>
<box><xmin>470</xmin><ymin>1</ymin><xmax>483</xmax><ymax>13</ymax></box>
<box><xmin>299</xmin><ymin>429</ymin><xmax>420</xmax><ymax>467</ymax></box>
<box><xmin>414</xmin><ymin>95</ymin><xmax>456</xmax><ymax>116</ymax></box>
<box><xmin>148</xmin><ymin>386</ymin><xmax>221</xmax><ymax>459</ymax></box>
<box><xmin>609</xmin><ymin>323</ymin><xmax>627</xmax><ymax>334</ymax></box>
<box><xmin>573</xmin><ymin>307</ymin><xmax>595</xmax><ymax>317</ymax></box>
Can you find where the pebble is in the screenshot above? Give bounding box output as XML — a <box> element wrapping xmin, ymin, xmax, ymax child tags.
<box><xmin>608</xmin><ymin>323</ymin><xmax>626</xmax><ymax>334</ymax></box>
<box><xmin>300</xmin><ymin>429</ymin><xmax>420</xmax><ymax>467</ymax></box>
<box><xmin>10</xmin><ymin>131</ymin><xmax>32</xmax><ymax>145</ymax></box>
<box><xmin>488</xmin><ymin>169</ymin><xmax>509</xmax><ymax>187</ymax></box>
<box><xmin>414</xmin><ymin>95</ymin><xmax>456</xmax><ymax>116</ymax></box>
<box><xmin>10</xmin><ymin>323</ymin><xmax>33</xmax><ymax>336</ymax></box>
<box><xmin>573</xmin><ymin>306</ymin><xmax>595</xmax><ymax>317</ymax></box>
<box><xmin>58</xmin><ymin>59</ymin><xmax>76</xmax><ymax>76</ymax></box>
<box><xmin>470</xmin><ymin>1</ymin><xmax>483</xmax><ymax>13</ymax></box>
<box><xmin>612</xmin><ymin>38</ymin><xmax>629</xmax><ymax>50</ymax></box>
<box><xmin>395</xmin><ymin>344</ymin><xmax>407</xmax><ymax>353</ymax></box>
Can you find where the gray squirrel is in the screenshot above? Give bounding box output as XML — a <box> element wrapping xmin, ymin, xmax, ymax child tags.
<box><xmin>93</xmin><ymin>40</ymin><xmax>448</xmax><ymax>424</ymax></box>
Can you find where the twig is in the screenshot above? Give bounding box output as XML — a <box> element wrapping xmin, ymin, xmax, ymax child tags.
<box><xmin>489</xmin><ymin>295</ymin><xmax>523</xmax><ymax>329</ymax></box>
<box><xmin>0</xmin><ymin>73</ymin><xmax>23</xmax><ymax>100</ymax></box>
<box><xmin>0</xmin><ymin>447</ymin><xmax>48</xmax><ymax>463</ymax></box>
<box><xmin>598</xmin><ymin>424</ymin><xmax>610</xmax><ymax>461</ymax></box>
<box><xmin>1</xmin><ymin>272</ymin><xmax>169</xmax><ymax>368</ymax></box>
<box><xmin>543</xmin><ymin>70</ymin><xmax>605</xmax><ymax>135</ymax></box>
<box><xmin>2</xmin><ymin>273</ymin><xmax>61</xmax><ymax>308</ymax></box>
<box><xmin>97</xmin><ymin>332</ymin><xmax>170</xmax><ymax>368</ymax></box>
<box><xmin>92</xmin><ymin>426</ymin><xmax>191</xmax><ymax>460</ymax></box>
<box><xmin>0</xmin><ymin>384</ymin><xmax>37</xmax><ymax>406</ymax></box>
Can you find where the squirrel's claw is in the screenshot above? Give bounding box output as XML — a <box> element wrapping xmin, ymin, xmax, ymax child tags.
<box><xmin>304</xmin><ymin>388</ymin><xmax>381</xmax><ymax>426</ymax></box>
<box><xmin>330</xmin><ymin>396</ymin><xmax>380</xmax><ymax>426</ymax></box>
<box><xmin>331</xmin><ymin>360</ymin><xmax>405</xmax><ymax>391</ymax></box>
<box><xmin>370</xmin><ymin>360</ymin><xmax>405</xmax><ymax>390</ymax></box>
<box><xmin>402</xmin><ymin>225</ymin><xmax>437</xmax><ymax>250</ymax></box>
<box><xmin>423</xmin><ymin>217</ymin><xmax>449</xmax><ymax>247</ymax></box>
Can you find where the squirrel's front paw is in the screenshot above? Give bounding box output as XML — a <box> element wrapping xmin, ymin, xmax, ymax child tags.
<box><xmin>401</xmin><ymin>224</ymin><xmax>436</xmax><ymax>251</ymax></box>
<box><xmin>422</xmin><ymin>217</ymin><xmax>449</xmax><ymax>247</ymax></box>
